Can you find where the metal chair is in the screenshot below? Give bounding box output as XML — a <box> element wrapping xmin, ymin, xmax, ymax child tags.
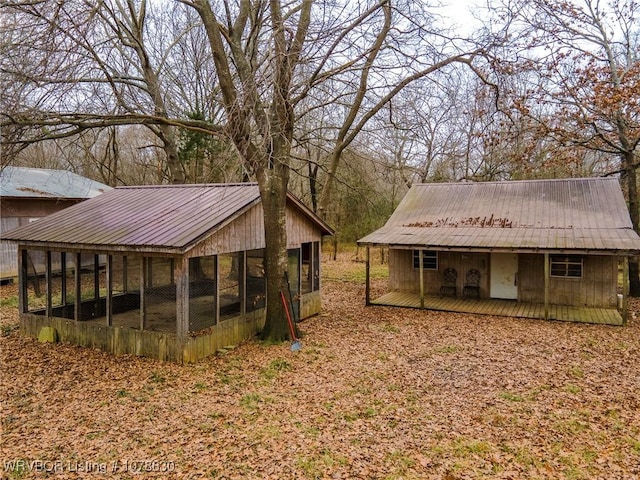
<box><xmin>463</xmin><ymin>268</ymin><xmax>481</xmax><ymax>298</ymax></box>
<box><xmin>439</xmin><ymin>267</ymin><xmax>457</xmax><ymax>297</ymax></box>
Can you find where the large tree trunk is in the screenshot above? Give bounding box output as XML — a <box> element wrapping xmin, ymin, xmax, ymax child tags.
<box><xmin>257</xmin><ymin>169</ymin><xmax>291</xmax><ymax>340</ymax></box>
<box><xmin>623</xmin><ymin>151</ymin><xmax>640</xmax><ymax>296</ymax></box>
<box><xmin>157</xmin><ymin>124</ymin><xmax>185</xmax><ymax>184</ymax></box>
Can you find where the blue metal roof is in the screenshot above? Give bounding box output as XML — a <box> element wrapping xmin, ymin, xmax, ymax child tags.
<box><xmin>0</xmin><ymin>166</ymin><xmax>111</xmax><ymax>199</ymax></box>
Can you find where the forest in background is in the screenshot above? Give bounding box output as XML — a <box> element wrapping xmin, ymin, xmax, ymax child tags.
<box><xmin>1</xmin><ymin>0</ymin><xmax>638</xmax><ymax>326</ymax></box>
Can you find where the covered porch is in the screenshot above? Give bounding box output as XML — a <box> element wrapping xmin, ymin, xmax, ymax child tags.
<box><xmin>370</xmin><ymin>291</ymin><xmax>623</xmax><ymax>325</ymax></box>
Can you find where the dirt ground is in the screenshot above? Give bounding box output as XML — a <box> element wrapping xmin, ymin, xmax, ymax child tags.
<box><xmin>1</xmin><ymin>249</ymin><xmax>639</xmax><ymax>479</ymax></box>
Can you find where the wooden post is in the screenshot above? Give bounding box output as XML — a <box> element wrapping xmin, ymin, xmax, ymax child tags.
<box><xmin>419</xmin><ymin>249</ymin><xmax>425</xmax><ymax>309</ymax></box>
<box><xmin>46</xmin><ymin>251</ymin><xmax>52</xmax><ymax>317</ymax></box>
<box><xmin>92</xmin><ymin>254</ymin><xmax>100</xmax><ymax>321</ymax></box>
<box><xmin>122</xmin><ymin>255</ymin><xmax>128</xmax><ymax>292</ymax></box>
<box><xmin>313</xmin><ymin>241</ymin><xmax>319</xmax><ymax>291</ymax></box>
<box><xmin>240</xmin><ymin>251</ymin><xmax>246</xmax><ymax>317</ymax></box>
<box><xmin>365</xmin><ymin>247</ymin><xmax>371</xmax><ymax>306</ymax></box>
<box><xmin>544</xmin><ymin>253</ymin><xmax>549</xmax><ymax>320</ymax></box>
<box><xmin>146</xmin><ymin>257</ymin><xmax>153</xmax><ymax>288</ymax></box>
<box><xmin>74</xmin><ymin>253</ymin><xmax>81</xmax><ymax>322</ymax></box>
<box><xmin>60</xmin><ymin>252</ymin><xmax>67</xmax><ymax>305</ymax></box>
<box><xmin>214</xmin><ymin>255</ymin><xmax>219</xmax><ymax>325</ymax></box>
<box><xmin>176</xmin><ymin>256</ymin><xmax>189</xmax><ymax>337</ymax></box>
<box><xmin>106</xmin><ymin>255</ymin><xmax>113</xmax><ymax>326</ymax></box>
<box><xmin>140</xmin><ymin>257</ymin><xmax>146</xmax><ymax>330</ymax></box>
<box><xmin>18</xmin><ymin>248</ymin><xmax>27</xmax><ymax>314</ymax></box>
<box><xmin>94</xmin><ymin>254</ymin><xmax>100</xmax><ymax>299</ymax></box>
<box><xmin>623</xmin><ymin>256</ymin><xmax>629</xmax><ymax>324</ymax></box>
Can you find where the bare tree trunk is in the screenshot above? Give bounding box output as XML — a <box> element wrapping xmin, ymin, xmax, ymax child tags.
<box><xmin>257</xmin><ymin>170</ymin><xmax>290</xmax><ymax>340</ymax></box>
<box><xmin>623</xmin><ymin>151</ymin><xmax>640</xmax><ymax>296</ymax></box>
<box><xmin>308</xmin><ymin>159</ymin><xmax>318</xmax><ymax>213</ymax></box>
<box><xmin>189</xmin><ymin>0</ymin><xmax>311</xmax><ymax>340</ymax></box>
<box><xmin>156</xmin><ymin>125</ymin><xmax>185</xmax><ymax>184</ymax></box>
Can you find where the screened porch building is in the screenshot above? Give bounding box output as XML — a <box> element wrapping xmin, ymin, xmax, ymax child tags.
<box><xmin>3</xmin><ymin>183</ymin><xmax>333</xmax><ymax>362</ymax></box>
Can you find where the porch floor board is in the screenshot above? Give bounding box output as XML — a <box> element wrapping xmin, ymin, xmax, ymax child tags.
<box><xmin>370</xmin><ymin>292</ymin><xmax>623</xmax><ymax>325</ymax></box>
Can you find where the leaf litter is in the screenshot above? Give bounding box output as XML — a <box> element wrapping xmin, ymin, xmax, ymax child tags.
<box><xmin>1</xmin><ymin>250</ymin><xmax>639</xmax><ymax>479</ymax></box>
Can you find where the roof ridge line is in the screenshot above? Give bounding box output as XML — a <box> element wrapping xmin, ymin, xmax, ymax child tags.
<box><xmin>115</xmin><ymin>183</ymin><xmax>258</xmax><ymax>189</ymax></box>
<box><xmin>412</xmin><ymin>177</ymin><xmax>612</xmax><ymax>187</ymax></box>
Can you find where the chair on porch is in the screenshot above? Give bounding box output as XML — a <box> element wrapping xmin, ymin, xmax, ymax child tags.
<box><xmin>439</xmin><ymin>267</ymin><xmax>457</xmax><ymax>297</ymax></box>
<box><xmin>463</xmin><ymin>268</ymin><xmax>481</xmax><ymax>298</ymax></box>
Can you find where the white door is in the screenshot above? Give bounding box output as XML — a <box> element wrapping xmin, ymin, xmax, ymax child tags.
<box><xmin>490</xmin><ymin>253</ymin><xmax>518</xmax><ymax>299</ymax></box>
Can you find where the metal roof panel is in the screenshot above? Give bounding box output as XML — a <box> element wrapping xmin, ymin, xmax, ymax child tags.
<box><xmin>0</xmin><ymin>166</ymin><xmax>111</xmax><ymax>198</ymax></box>
<box><xmin>359</xmin><ymin>178</ymin><xmax>640</xmax><ymax>253</ymax></box>
<box><xmin>3</xmin><ymin>183</ymin><xmax>331</xmax><ymax>253</ymax></box>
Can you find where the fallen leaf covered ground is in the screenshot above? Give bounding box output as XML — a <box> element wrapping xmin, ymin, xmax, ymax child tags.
<box><xmin>1</xmin><ymin>248</ymin><xmax>639</xmax><ymax>479</ymax></box>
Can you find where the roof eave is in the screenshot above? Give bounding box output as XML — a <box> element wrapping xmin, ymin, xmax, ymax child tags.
<box><xmin>11</xmin><ymin>240</ymin><xmax>183</xmax><ymax>256</ymax></box>
<box><xmin>286</xmin><ymin>191</ymin><xmax>335</xmax><ymax>236</ymax></box>
<box><xmin>356</xmin><ymin>240</ymin><xmax>640</xmax><ymax>256</ymax></box>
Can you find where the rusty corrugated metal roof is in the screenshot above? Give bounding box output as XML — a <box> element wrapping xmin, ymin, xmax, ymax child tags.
<box><xmin>358</xmin><ymin>178</ymin><xmax>640</xmax><ymax>254</ymax></box>
<box><xmin>2</xmin><ymin>183</ymin><xmax>332</xmax><ymax>253</ymax></box>
<box><xmin>0</xmin><ymin>166</ymin><xmax>111</xmax><ymax>198</ymax></box>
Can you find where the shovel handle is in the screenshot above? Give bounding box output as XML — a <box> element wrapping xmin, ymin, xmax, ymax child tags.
<box><xmin>280</xmin><ymin>291</ymin><xmax>297</xmax><ymax>341</ymax></box>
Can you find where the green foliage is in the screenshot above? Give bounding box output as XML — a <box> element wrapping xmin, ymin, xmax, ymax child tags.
<box><xmin>1</xmin><ymin>324</ymin><xmax>19</xmax><ymax>337</ymax></box>
<box><xmin>334</xmin><ymin>185</ymin><xmax>396</xmax><ymax>243</ymax></box>
<box><xmin>193</xmin><ymin>382</ymin><xmax>208</xmax><ymax>392</ymax></box>
<box><xmin>500</xmin><ymin>391</ymin><xmax>525</xmax><ymax>402</ymax></box>
<box><xmin>4</xmin><ymin>459</ymin><xmax>28</xmax><ymax>479</ymax></box>
<box><xmin>0</xmin><ymin>296</ymin><xmax>18</xmax><ymax>308</ymax></box>
<box><xmin>381</xmin><ymin>322</ymin><xmax>400</xmax><ymax>334</ymax></box>
<box><xmin>149</xmin><ymin>371</ymin><xmax>166</xmax><ymax>384</ymax></box>
<box><xmin>177</xmin><ymin>111</ymin><xmax>233</xmax><ymax>183</ymax></box>
<box><xmin>565</xmin><ymin>384</ymin><xmax>581</xmax><ymax>394</ymax></box>
<box><xmin>240</xmin><ymin>393</ymin><xmax>262</xmax><ymax>410</ymax></box>
<box><xmin>434</xmin><ymin>345</ymin><xmax>460</xmax><ymax>354</ymax></box>
<box><xmin>261</xmin><ymin>357</ymin><xmax>292</xmax><ymax>380</ymax></box>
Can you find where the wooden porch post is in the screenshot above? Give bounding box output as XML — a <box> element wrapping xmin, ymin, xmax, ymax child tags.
<box><xmin>140</xmin><ymin>257</ymin><xmax>146</xmax><ymax>330</ymax></box>
<box><xmin>74</xmin><ymin>253</ymin><xmax>81</xmax><ymax>322</ymax></box>
<box><xmin>365</xmin><ymin>247</ymin><xmax>370</xmax><ymax>306</ymax></box>
<box><xmin>544</xmin><ymin>252</ymin><xmax>549</xmax><ymax>320</ymax></box>
<box><xmin>106</xmin><ymin>255</ymin><xmax>113</xmax><ymax>326</ymax></box>
<box><xmin>623</xmin><ymin>256</ymin><xmax>629</xmax><ymax>324</ymax></box>
<box><xmin>419</xmin><ymin>249</ymin><xmax>425</xmax><ymax>309</ymax></box>
<box><xmin>45</xmin><ymin>251</ymin><xmax>52</xmax><ymax>317</ymax></box>
<box><xmin>176</xmin><ymin>257</ymin><xmax>189</xmax><ymax>337</ymax></box>
<box><xmin>214</xmin><ymin>255</ymin><xmax>219</xmax><ymax>325</ymax></box>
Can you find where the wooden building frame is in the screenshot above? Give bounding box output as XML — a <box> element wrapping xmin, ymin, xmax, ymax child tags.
<box><xmin>4</xmin><ymin>184</ymin><xmax>332</xmax><ymax>362</ymax></box>
<box><xmin>358</xmin><ymin>178</ymin><xmax>640</xmax><ymax>326</ymax></box>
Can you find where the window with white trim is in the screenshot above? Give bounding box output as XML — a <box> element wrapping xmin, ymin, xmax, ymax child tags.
<box><xmin>413</xmin><ymin>250</ymin><xmax>438</xmax><ymax>270</ymax></box>
<box><xmin>550</xmin><ymin>255</ymin><xmax>583</xmax><ymax>278</ymax></box>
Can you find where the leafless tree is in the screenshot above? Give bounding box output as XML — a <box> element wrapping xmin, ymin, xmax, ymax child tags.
<box><xmin>487</xmin><ymin>0</ymin><xmax>640</xmax><ymax>294</ymax></box>
<box><xmin>0</xmin><ymin>0</ymin><xmax>229</xmax><ymax>182</ymax></box>
<box><xmin>1</xmin><ymin>0</ymin><xmax>487</xmax><ymax>338</ymax></box>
